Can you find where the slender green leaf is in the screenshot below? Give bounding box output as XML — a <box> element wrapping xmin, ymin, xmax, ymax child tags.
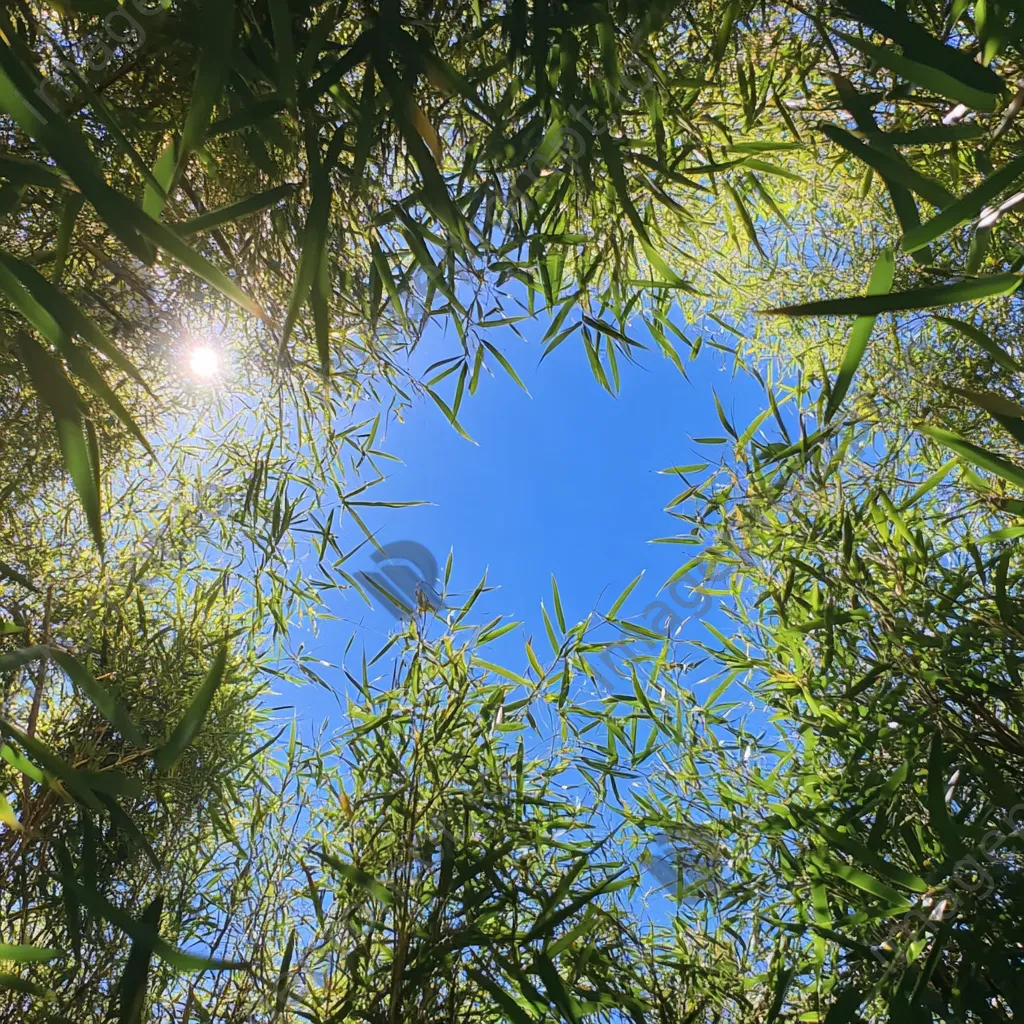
<box><xmin>155</xmin><ymin>644</ymin><xmax>228</xmax><ymax>771</ymax></box>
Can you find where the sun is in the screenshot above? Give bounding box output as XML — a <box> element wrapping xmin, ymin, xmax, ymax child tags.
<box><xmin>188</xmin><ymin>345</ymin><xmax>220</xmax><ymax>380</ymax></box>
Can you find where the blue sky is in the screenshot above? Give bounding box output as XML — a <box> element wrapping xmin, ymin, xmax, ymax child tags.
<box><xmin>259</xmin><ymin>310</ymin><xmax>776</xmax><ymax>921</ymax></box>
<box><xmin>281</xmin><ymin>312</ymin><xmax>767</xmax><ymax>726</ymax></box>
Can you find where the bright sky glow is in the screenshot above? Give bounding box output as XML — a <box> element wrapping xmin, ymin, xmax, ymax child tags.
<box><xmin>189</xmin><ymin>345</ymin><xmax>220</xmax><ymax>380</ymax></box>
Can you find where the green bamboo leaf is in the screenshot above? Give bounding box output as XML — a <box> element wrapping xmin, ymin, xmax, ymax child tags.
<box><xmin>767</xmin><ymin>273</ymin><xmax>1022</xmax><ymax>316</ymax></box>
<box><xmin>551</xmin><ymin>574</ymin><xmax>566</xmax><ymax>632</ymax></box>
<box><xmin>177</xmin><ymin>184</ymin><xmax>297</xmax><ymax>235</ymax></box>
<box><xmin>838</xmin><ymin>32</ymin><xmax>1001</xmax><ymax>111</ymax></box>
<box><xmin>311</xmin><ymin>246</ymin><xmax>331</xmax><ymax>379</ymax></box>
<box><xmin>316</xmin><ymin>850</ymin><xmax>394</xmax><ymax>904</ymax></box>
<box><xmin>0</xmin><ymin>249</ymin><xmax>151</xmax><ymax>395</ymax></box>
<box><xmin>51</xmin><ymin>193</ymin><xmax>84</xmax><ymax>285</ymax></box>
<box><xmin>369</xmin><ymin>237</ymin><xmax>413</xmax><ymax>335</ymax></box>
<box><xmin>921</xmin><ymin>425</ymin><xmax>1024</xmax><ymax>489</ymax></box>
<box><xmin>472</xmin><ymin>658</ymin><xmax>530</xmax><ymax>687</ymax></box>
<box><xmin>375</xmin><ymin>57</ymin><xmax>462</xmax><ymax>237</ymax></box>
<box><xmin>766</xmin><ymin>963</ymin><xmax>795</xmax><ymax>1024</ymax></box>
<box><xmin>8</xmin><ymin>331</ymin><xmax>102</xmax><ymax>552</ymax></box>
<box><xmin>0</xmin><ymin>644</ymin><xmax>144</xmax><ymax>749</ymax></box>
<box><xmin>136</xmin><ymin>211</ymin><xmax>265</xmax><ymax>319</ymax></box>
<box><xmin>282</xmin><ymin>166</ymin><xmax>332</xmax><ymax>368</ymax></box>
<box><xmin>0</xmin><ymin>973</ymin><xmax>53</xmax><ymax>999</ymax></box>
<box><xmin>823</xmin><ymin>987</ymin><xmax>865</xmax><ymax>1024</ymax></box>
<box><xmin>142</xmin><ymin>139</ymin><xmax>176</xmax><ymax>222</ymax></box>
<box><xmin>350</xmin><ymin>64</ymin><xmax>376</xmax><ymax>188</ymax></box>
<box><xmin>831</xmin><ymin>73</ymin><xmax>932</xmax><ymax>265</ymax></box>
<box><xmin>155</xmin><ymin>644</ymin><xmax>227</xmax><ymax>771</ymax></box>
<box><xmin>950</xmin><ymin>386</ymin><xmax>1024</xmax><ymax>420</ymax></box>
<box><xmin>927</xmin><ymin>733</ymin><xmax>963</xmax><ymax>858</ymax></box>
<box><xmin>902</xmin><ymin>458</ymin><xmax>958</xmax><ymax>509</ymax></box>
<box><xmin>976</xmin><ymin>525</ymin><xmax>1024</xmax><ymax>544</ymax></box>
<box><xmin>0</xmin><ymin>153</ymin><xmax>72</xmax><ymax>191</ymax></box>
<box><xmin>739</xmin><ymin>157</ymin><xmax>806</xmax><ymax>183</ymax></box>
<box><xmin>820</xmin><ymin>124</ymin><xmax>954</xmax><ymax>208</ymax></box>
<box><xmin>0</xmin><ymin>561</ymin><xmax>37</xmax><ymax>593</ymax></box>
<box><xmin>547</xmin><ymin>908</ymin><xmax>599</xmax><ymax>958</ymax></box>
<box><xmin>481</xmin><ymin>341</ymin><xmax>529</xmax><ymax>393</ymax></box>
<box><xmin>533</xmin><ymin>953</ymin><xmax>582</xmax><ymax>1022</ymax></box>
<box><xmin>966</xmin><ymin>224</ymin><xmax>992</xmax><ymax>275</ymax></box>
<box><xmin>816</xmin><ymin>858</ymin><xmax>912</xmax><ymax>909</ymax></box>
<box><xmin>824</xmin><ymin>248</ymin><xmax>894</xmax><ymax>422</ymax></box>
<box><xmin>844</xmin><ymin>0</ymin><xmax>1006</xmax><ymax>95</ymax></box>
<box><xmin>209</xmin><ymin>95</ymin><xmax>285</xmax><ymax>138</ymax></box>
<box><xmin>0</xmin><ymin>645</ymin><xmax>50</xmax><ymax>673</ymax></box>
<box><xmin>882</xmin><ymin>123</ymin><xmax>987</xmax><ymax>144</ymax></box>
<box><xmin>0</xmin><ymin>718</ymin><xmax>103</xmax><ymax>810</ymax></box>
<box><xmin>118</xmin><ymin>896</ymin><xmax>162</xmax><ymax>1024</ymax></box>
<box><xmin>525</xmin><ymin>869</ymin><xmax>628</xmax><ymax>944</ymax></box>
<box><xmin>0</xmin><ymin>42</ymin><xmax>153</xmax><ymax>264</ymax></box>
<box><xmin>49</xmin><ymin>650</ymin><xmax>145</xmax><ymax>748</ymax></box>
<box><xmin>70</xmin><ymin>880</ymin><xmax>245</xmax><ymax>972</ymax></box>
<box><xmin>268</xmin><ymin>0</ymin><xmax>297</xmax><ymax>115</ymax></box>
<box><xmin>816</xmin><ymin>821</ymin><xmax>927</xmax><ymax>892</ymax></box>
<box><xmin>599</xmin><ymin>132</ymin><xmax>684</xmax><ymax>283</ymax></box>
<box><xmin>303</xmin><ymin>28</ymin><xmax>374</xmax><ymax>102</ymax></box>
<box><xmin>728</xmin><ymin>141</ymin><xmax>806</xmax><ymax>155</ymax></box>
<box><xmin>811</xmin><ymin>879</ymin><xmax>830</xmax><ymax>931</ymax></box>
<box><xmin>0</xmin><ymin>792</ymin><xmax>20</xmax><ymax>830</ymax></box>
<box><xmin>297</xmin><ymin>8</ymin><xmax>336</xmax><ymax>81</ymax></box>
<box><xmin>178</xmin><ymin>0</ymin><xmax>235</xmax><ymax>169</ymax></box>
<box><xmin>713</xmin><ymin>0</ymin><xmax>739</xmax><ymax>61</ymax></box>
<box><xmin>902</xmin><ymin>152</ymin><xmax>1024</xmax><ymax>252</ymax></box>
<box><xmin>273</xmin><ymin>929</ymin><xmax>297</xmax><ymax>1018</ymax></box>
<box><xmin>725</xmin><ymin>183</ymin><xmax>766</xmax><ymax>258</ymax></box>
<box><xmin>61</xmin><ymin>65</ymin><xmax>171</xmax><ymax>199</ymax></box>
<box><xmin>0</xmin><ymin>945</ymin><xmax>62</xmax><ymax>964</ymax></box>
<box><xmin>466</xmin><ymin>969</ymin><xmax>539</xmax><ymax>1024</ymax></box>
<box><xmin>933</xmin><ymin>314</ymin><xmax>1023</xmax><ymax>371</ymax></box>
<box><xmin>0</xmin><ymin>742</ymin><xmax>43</xmax><ymax>784</ymax></box>
<box><xmin>607</xmin><ymin>572</ymin><xmax>645</xmax><ymax>619</ymax></box>
<box><xmin>425</xmin><ymin>387</ymin><xmax>475</xmax><ymax>443</ymax></box>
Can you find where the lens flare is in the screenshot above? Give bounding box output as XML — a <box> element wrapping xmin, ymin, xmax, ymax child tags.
<box><xmin>189</xmin><ymin>345</ymin><xmax>220</xmax><ymax>379</ymax></box>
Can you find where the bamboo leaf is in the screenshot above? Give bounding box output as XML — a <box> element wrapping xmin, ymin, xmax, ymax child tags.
<box><xmin>824</xmin><ymin>247</ymin><xmax>894</xmax><ymax>422</ymax></box>
<box><xmin>142</xmin><ymin>139</ymin><xmax>177</xmax><ymax>222</ymax></box>
<box><xmin>268</xmin><ymin>0</ymin><xmax>297</xmax><ymax>115</ymax></box>
<box><xmin>8</xmin><ymin>331</ymin><xmax>102</xmax><ymax>552</ymax></box>
<box><xmin>767</xmin><ymin>274</ymin><xmax>1022</xmax><ymax>316</ymax></box>
<box><xmin>315</xmin><ymin>850</ymin><xmax>394</xmax><ymax>904</ymax></box>
<box><xmin>155</xmin><ymin>645</ymin><xmax>228</xmax><ymax>771</ymax></box>
<box><xmin>0</xmin><ymin>945</ymin><xmax>62</xmax><ymax>964</ymax></box>
<box><xmin>933</xmin><ymin>314</ymin><xmax>1023</xmax><ymax>371</ymax></box>
<box><xmin>52</xmin><ymin>193</ymin><xmax>84</xmax><ymax>285</ymax></box>
<box><xmin>838</xmin><ymin>32</ymin><xmax>1001</xmax><ymax>111</ymax></box>
<box><xmin>49</xmin><ymin>650</ymin><xmax>145</xmax><ymax>748</ymax></box>
<box><xmin>820</xmin><ymin>124</ymin><xmax>954</xmax><ymax>208</ymax></box>
<box><xmin>844</xmin><ymin>0</ymin><xmax>1006</xmax><ymax>96</ymax></box>
<box><xmin>118</xmin><ymin>896</ymin><xmax>162</xmax><ymax>1024</ymax></box>
<box><xmin>177</xmin><ymin>184</ymin><xmax>297</xmax><ymax>235</ymax></box>
<box><xmin>902</xmin><ymin>152</ymin><xmax>1024</xmax><ymax>252</ymax></box>
<box><xmin>282</xmin><ymin>166</ymin><xmax>332</xmax><ymax>369</ymax></box>
<box><xmin>178</xmin><ymin>0</ymin><xmax>235</xmax><ymax>169</ymax></box>
<box><xmin>273</xmin><ymin>929</ymin><xmax>297</xmax><ymax>1018</ymax></box>
<box><xmin>921</xmin><ymin>425</ymin><xmax>1024</xmax><ymax>489</ymax></box>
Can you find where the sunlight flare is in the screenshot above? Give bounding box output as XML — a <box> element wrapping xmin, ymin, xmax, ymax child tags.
<box><xmin>189</xmin><ymin>345</ymin><xmax>220</xmax><ymax>380</ymax></box>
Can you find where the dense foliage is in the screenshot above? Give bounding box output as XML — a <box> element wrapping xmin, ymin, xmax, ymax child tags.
<box><xmin>3</xmin><ymin>0</ymin><xmax>1024</xmax><ymax>1020</ymax></box>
